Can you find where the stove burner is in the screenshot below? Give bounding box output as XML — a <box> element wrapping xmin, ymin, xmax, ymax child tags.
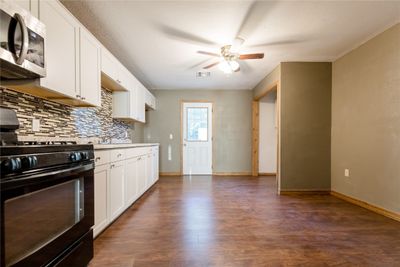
<box><xmin>0</xmin><ymin>140</ymin><xmax>78</xmax><ymax>146</ymax></box>
<box><xmin>19</xmin><ymin>141</ymin><xmax>78</xmax><ymax>146</ymax></box>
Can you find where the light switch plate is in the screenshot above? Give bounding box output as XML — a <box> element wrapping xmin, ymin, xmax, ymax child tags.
<box><xmin>32</xmin><ymin>119</ymin><xmax>40</xmax><ymax>132</ymax></box>
<box><xmin>169</xmin><ymin>134</ymin><xmax>173</xmax><ymax>140</ymax></box>
<box><xmin>344</xmin><ymin>169</ymin><xmax>350</xmax><ymax>177</ymax></box>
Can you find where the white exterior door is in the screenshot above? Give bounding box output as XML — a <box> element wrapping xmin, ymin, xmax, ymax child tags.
<box><xmin>182</xmin><ymin>102</ymin><xmax>212</xmax><ymax>175</ymax></box>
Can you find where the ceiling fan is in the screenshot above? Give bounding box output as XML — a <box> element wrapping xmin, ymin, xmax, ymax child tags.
<box><xmin>197</xmin><ymin>37</ymin><xmax>264</xmax><ymax>74</ymax></box>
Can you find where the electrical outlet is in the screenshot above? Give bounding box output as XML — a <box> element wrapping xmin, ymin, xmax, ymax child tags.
<box><xmin>344</xmin><ymin>169</ymin><xmax>350</xmax><ymax>177</ymax></box>
<box><xmin>32</xmin><ymin>119</ymin><xmax>40</xmax><ymax>132</ymax></box>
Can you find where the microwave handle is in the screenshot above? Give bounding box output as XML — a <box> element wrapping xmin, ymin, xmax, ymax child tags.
<box><xmin>14</xmin><ymin>13</ymin><xmax>29</xmax><ymax>65</ymax></box>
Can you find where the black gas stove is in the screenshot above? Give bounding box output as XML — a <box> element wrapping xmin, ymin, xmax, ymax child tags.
<box><xmin>0</xmin><ymin>107</ymin><xmax>94</xmax><ymax>267</ymax></box>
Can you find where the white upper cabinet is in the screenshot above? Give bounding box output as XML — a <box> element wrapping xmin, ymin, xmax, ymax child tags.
<box><xmin>112</xmin><ymin>74</ymin><xmax>148</xmax><ymax>123</ymax></box>
<box><xmin>4</xmin><ymin>0</ymin><xmax>30</xmax><ymax>11</ymax></box>
<box><xmin>79</xmin><ymin>28</ymin><xmax>101</xmax><ymax>106</ymax></box>
<box><xmin>39</xmin><ymin>0</ymin><xmax>79</xmax><ymax>98</ymax></box>
<box><xmin>136</xmin><ymin>83</ymin><xmax>146</xmax><ymax>123</ymax></box>
<box><xmin>145</xmin><ymin>89</ymin><xmax>156</xmax><ymax>110</ymax></box>
<box><xmin>38</xmin><ymin>0</ymin><xmax>101</xmax><ymax>107</ymax></box>
<box><xmin>101</xmin><ymin>48</ymin><xmax>119</xmax><ymax>82</ymax></box>
<box><xmin>100</xmin><ymin>47</ymin><xmax>131</xmax><ymax>92</ymax></box>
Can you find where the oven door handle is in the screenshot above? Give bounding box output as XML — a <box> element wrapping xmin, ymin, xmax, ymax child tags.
<box><xmin>1</xmin><ymin>162</ymin><xmax>94</xmax><ymax>191</ymax></box>
<box><xmin>14</xmin><ymin>13</ymin><xmax>29</xmax><ymax>65</ymax></box>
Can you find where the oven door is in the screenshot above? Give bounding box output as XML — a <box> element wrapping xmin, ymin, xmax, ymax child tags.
<box><xmin>0</xmin><ymin>162</ymin><xmax>94</xmax><ymax>267</ymax></box>
<box><xmin>0</xmin><ymin>1</ymin><xmax>46</xmax><ymax>79</ymax></box>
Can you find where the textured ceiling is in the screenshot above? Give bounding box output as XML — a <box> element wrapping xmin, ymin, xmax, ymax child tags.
<box><xmin>61</xmin><ymin>0</ymin><xmax>400</xmax><ymax>90</ymax></box>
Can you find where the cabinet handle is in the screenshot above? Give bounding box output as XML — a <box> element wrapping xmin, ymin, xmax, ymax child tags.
<box><xmin>117</xmin><ymin>153</ymin><xmax>122</xmax><ymax>157</ymax></box>
<box><xmin>116</xmin><ymin>79</ymin><xmax>121</xmax><ymax>83</ymax></box>
<box><xmin>95</xmin><ymin>157</ymin><xmax>101</xmax><ymax>162</ymax></box>
<box><xmin>110</xmin><ymin>164</ymin><xmax>115</xmax><ymax>169</ymax></box>
<box><xmin>81</xmin><ymin>97</ymin><xmax>86</xmax><ymax>100</ymax></box>
<box><xmin>76</xmin><ymin>94</ymin><xmax>81</xmax><ymax>99</ymax></box>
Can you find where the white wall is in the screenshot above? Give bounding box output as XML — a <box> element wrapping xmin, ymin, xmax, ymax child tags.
<box><xmin>259</xmin><ymin>91</ymin><xmax>277</xmax><ymax>174</ymax></box>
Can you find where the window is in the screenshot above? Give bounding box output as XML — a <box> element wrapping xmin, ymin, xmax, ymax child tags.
<box><xmin>186</xmin><ymin>107</ymin><xmax>208</xmax><ymax>141</ymax></box>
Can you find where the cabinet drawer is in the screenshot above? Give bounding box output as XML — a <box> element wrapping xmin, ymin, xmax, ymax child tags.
<box><xmin>110</xmin><ymin>149</ymin><xmax>125</xmax><ymax>162</ymax></box>
<box><xmin>134</xmin><ymin>147</ymin><xmax>149</xmax><ymax>156</ymax></box>
<box><xmin>125</xmin><ymin>148</ymin><xmax>140</xmax><ymax>159</ymax></box>
<box><xmin>94</xmin><ymin>150</ymin><xmax>110</xmax><ymax>166</ymax></box>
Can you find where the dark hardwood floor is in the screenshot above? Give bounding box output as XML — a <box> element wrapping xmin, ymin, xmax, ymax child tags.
<box><xmin>90</xmin><ymin>176</ymin><xmax>400</xmax><ymax>267</ymax></box>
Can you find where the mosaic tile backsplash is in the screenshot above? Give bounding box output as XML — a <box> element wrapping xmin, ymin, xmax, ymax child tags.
<box><xmin>0</xmin><ymin>87</ymin><xmax>136</xmax><ymax>142</ymax></box>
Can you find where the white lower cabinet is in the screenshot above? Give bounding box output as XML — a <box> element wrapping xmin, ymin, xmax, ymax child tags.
<box><xmin>93</xmin><ymin>164</ymin><xmax>109</xmax><ymax>237</ymax></box>
<box><xmin>109</xmin><ymin>160</ymin><xmax>125</xmax><ymax>221</ymax></box>
<box><xmin>93</xmin><ymin>145</ymin><xmax>159</xmax><ymax>238</ymax></box>
<box><xmin>137</xmin><ymin>155</ymin><xmax>146</xmax><ymax>195</ymax></box>
<box><xmin>124</xmin><ymin>157</ymin><xmax>138</xmax><ymax>207</ymax></box>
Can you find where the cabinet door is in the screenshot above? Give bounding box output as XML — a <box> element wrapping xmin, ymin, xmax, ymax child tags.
<box><xmin>94</xmin><ymin>164</ymin><xmax>109</xmax><ymax>237</ymax></box>
<box><xmin>39</xmin><ymin>0</ymin><xmax>78</xmax><ymax>98</ymax></box>
<box><xmin>118</xmin><ymin>66</ymin><xmax>131</xmax><ymax>91</ymax></box>
<box><xmin>4</xmin><ymin>0</ymin><xmax>30</xmax><ymax>11</ymax></box>
<box><xmin>137</xmin><ymin>156</ymin><xmax>146</xmax><ymax>194</ymax></box>
<box><xmin>101</xmin><ymin>48</ymin><xmax>118</xmax><ymax>82</ymax></box>
<box><xmin>109</xmin><ymin>161</ymin><xmax>125</xmax><ymax>221</ymax></box>
<box><xmin>153</xmin><ymin>149</ymin><xmax>159</xmax><ymax>182</ymax></box>
<box><xmin>80</xmin><ymin>28</ymin><xmax>101</xmax><ymax>106</ymax></box>
<box><xmin>125</xmin><ymin>157</ymin><xmax>138</xmax><ymax>207</ymax></box>
<box><xmin>136</xmin><ymin>84</ymin><xmax>145</xmax><ymax>123</ymax></box>
<box><xmin>146</xmin><ymin>153</ymin><xmax>153</xmax><ymax>188</ymax></box>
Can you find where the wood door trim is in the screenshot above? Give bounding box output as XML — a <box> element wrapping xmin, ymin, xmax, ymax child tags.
<box><xmin>254</xmin><ymin>81</ymin><xmax>278</xmax><ymax>101</ymax></box>
<box><xmin>251</xmin><ymin>101</ymin><xmax>259</xmax><ymax>176</ymax></box>
<box><xmin>180</xmin><ymin>100</ymin><xmax>214</xmax><ymax>175</ymax></box>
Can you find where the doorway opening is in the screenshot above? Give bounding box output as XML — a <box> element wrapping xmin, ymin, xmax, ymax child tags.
<box><xmin>259</xmin><ymin>90</ymin><xmax>277</xmax><ymax>176</ymax></box>
<box><xmin>252</xmin><ymin>81</ymin><xmax>281</xmax><ymax>193</ymax></box>
<box><xmin>181</xmin><ymin>101</ymin><xmax>213</xmax><ymax>175</ymax></box>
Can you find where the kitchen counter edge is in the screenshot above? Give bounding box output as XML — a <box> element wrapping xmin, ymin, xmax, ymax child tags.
<box><xmin>94</xmin><ymin>143</ymin><xmax>159</xmax><ymax>150</ymax></box>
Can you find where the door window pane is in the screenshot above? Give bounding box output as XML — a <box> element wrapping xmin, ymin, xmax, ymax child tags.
<box><xmin>187</xmin><ymin>107</ymin><xmax>208</xmax><ymax>141</ymax></box>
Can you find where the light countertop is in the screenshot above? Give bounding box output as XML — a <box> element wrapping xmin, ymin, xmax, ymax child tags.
<box><xmin>93</xmin><ymin>143</ymin><xmax>159</xmax><ymax>150</ymax></box>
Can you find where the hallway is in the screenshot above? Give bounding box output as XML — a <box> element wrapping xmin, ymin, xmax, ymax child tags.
<box><xmin>90</xmin><ymin>176</ymin><xmax>400</xmax><ymax>266</ymax></box>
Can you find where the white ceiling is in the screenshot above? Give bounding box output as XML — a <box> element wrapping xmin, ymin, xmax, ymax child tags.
<box><xmin>62</xmin><ymin>0</ymin><xmax>400</xmax><ymax>90</ymax></box>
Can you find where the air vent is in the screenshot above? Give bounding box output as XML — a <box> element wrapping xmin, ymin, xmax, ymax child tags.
<box><xmin>196</xmin><ymin>71</ymin><xmax>211</xmax><ymax>78</ymax></box>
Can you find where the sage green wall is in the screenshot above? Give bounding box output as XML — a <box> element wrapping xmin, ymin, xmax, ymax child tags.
<box><xmin>332</xmin><ymin>24</ymin><xmax>400</xmax><ymax>213</ymax></box>
<box><xmin>131</xmin><ymin>123</ymin><xmax>144</xmax><ymax>143</ymax></box>
<box><xmin>144</xmin><ymin>90</ymin><xmax>253</xmax><ymax>173</ymax></box>
<box><xmin>280</xmin><ymin>62</ymin><xmax>332</xmax><ymax>190</ymax></box>
<box><xmin>253</xmin><ymin>65</ymin><xmax>280</xmax><ymax>98</ymax></box>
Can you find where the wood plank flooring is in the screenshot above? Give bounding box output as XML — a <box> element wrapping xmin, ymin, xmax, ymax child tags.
<box><xmin>90</xmin><ymin>176</ymin><xmax>400</xmax><ymax>267</ymax></box>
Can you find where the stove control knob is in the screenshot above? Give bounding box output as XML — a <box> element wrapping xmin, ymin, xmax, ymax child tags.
<box><xmin>1</xmin><ymin>158</ymin><xmax>22</xmax><ymax>173</ymax></box>
<box><xmin>31</xmin><ymin>156</ymin><xmax>38</xmax><ymax>167</ymax></box>
<box><xmin>21</xmin><ymin>156</ymin><xmax>38</xmax><ymax>169</ymax></box>
<box><xmin>80</xmin><ymin>151</ymin><xmax>89</xmax><ymax>160</ymax></box>
<box><xmin>70</xmin><ymin>152</ymin><xmax>82</xmax><ymax>162</ymax></box>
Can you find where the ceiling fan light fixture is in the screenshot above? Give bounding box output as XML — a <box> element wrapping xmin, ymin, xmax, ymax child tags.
<box><xmin>218</xmin><ymin>60</ymin><xmax>233</xmax><ymax>74</ymax></box>
<box><xmin>229</xmin><ymin>60</ymin><xmax>240</xmax><ymax>72</ymax></box>
<box><xmin>218</xmin><ymin>60</ymin><xmax>239</xmax><ymax>73</ymax></box>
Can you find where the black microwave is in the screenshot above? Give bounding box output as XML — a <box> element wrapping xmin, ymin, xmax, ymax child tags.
<box><xmin>0</xmin><ymin>1</ymin><xmax>46</xmax><ymax>79</ymax></box>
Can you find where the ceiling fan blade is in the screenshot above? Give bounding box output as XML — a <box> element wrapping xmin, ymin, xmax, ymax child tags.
<box><xmin>239</xmin><ymin>53</ymin><xmax>264</xmax><ymax>60</ymax></box>
<box><xmin>197</xmin><ymin>51</ymin><xmax>220</xmax><ymax>57</ymax></box>
<box><xmin>203</xmin><ymin>61</ymin><xmax>220</xmax><ymax>69</ymax></box>
<box><xmin>156</xmin><ymin>24</ymin><xmax>216</xmax><ymax>46</ymax></box>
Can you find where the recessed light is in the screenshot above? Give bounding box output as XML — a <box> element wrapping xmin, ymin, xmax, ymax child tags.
<box><xmin>196</xmin><ymin>71</ymin><xmax>211</xmax><ymax>78</ymax></box>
